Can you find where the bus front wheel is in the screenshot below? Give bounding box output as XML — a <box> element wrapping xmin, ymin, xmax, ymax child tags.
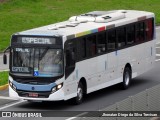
<box><xmin>73</xmin><ymin>82</ymin><xmax>84</xmax><ymax>105</ymax></box>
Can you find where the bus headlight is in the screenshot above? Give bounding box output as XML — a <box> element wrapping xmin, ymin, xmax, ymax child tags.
<box><xmin>51</xmin><ymin>83</ymin><xmax>63</xmax><ymax>93</ymax></box>
<box><xmin>9</xmin><ymin>81</ymin><xmax>17</xmax><ymax>91</ymax></box>
<box><xmin>57</xmin><ymin>84</ymin><xmax>63</xmax><ymax>89</ymax></box>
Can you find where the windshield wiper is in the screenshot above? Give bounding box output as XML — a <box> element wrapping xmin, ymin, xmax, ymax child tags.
<box><xmin>39</xmin><ymin>48</ymin><xmax>49</xmax><ymax>60</ymax></box>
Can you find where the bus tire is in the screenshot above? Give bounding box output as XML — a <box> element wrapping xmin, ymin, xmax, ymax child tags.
<box><xmin>73</xmin><ymin>82</ymin><xmax>84</xmax><ymax>105</ymax></box>
<box><xmin>121</xmin><ymin>67</ymin><xmax>131</xmax><ymax>90</ymax></box>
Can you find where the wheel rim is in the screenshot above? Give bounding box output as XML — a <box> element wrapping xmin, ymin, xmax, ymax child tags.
<box><xmin>125</xmin><ymin>72</ymin><xmax>130</xmax><ymax>86</ymax></box>
<box><xmin>77</xmin><ymin>86</ymin><xmax>83</xmax><ymax>101</ymax></box>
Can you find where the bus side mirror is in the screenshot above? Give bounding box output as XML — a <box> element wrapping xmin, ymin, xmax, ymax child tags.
<box><xmin>3</xmin><ymin>54</ymin><xmax>7</xmax><ymax>64</ymax></box>
<box><xmin>3</xmin><ymin>46</ymin><xmax>10</xmax><ymax>65</ymax></box>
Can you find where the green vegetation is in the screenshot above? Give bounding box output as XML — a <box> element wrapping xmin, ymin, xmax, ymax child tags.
<box><xmin>0</xmin><ymin>0</ymin><xmax>160</xmax><ymax>51</ymax></box>
<box><xmin>0</xmin><ymin>71</ymin><xmax>8</xmax><ymax>86</ymax></box>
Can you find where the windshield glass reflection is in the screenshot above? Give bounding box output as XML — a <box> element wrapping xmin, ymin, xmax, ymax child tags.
<box><xmin>12</xmin><ymin>48</ymin><xmax>63</xmax><ymax>77</ymax></box>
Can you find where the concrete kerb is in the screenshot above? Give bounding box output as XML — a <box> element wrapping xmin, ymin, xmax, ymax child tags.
<box><xmin>0</xmin><ymin>83</ymin><xmax>9</xmax><ymax>91</ymax></box>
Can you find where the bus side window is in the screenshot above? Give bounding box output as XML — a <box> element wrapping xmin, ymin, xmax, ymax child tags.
<box><xmin>145</xmin><ymin>18</ymin><xmax>154</xmax><ymax>41</ymax></box>
<box><xmin>65</xmin><ymin>41</ymin><xmax>76</xmax><ymax>79</ymax></box>
<box><xmin>117</xmin><ymin>27</ymin><xmax>126</xmax><ymax>48</ymax></box>
<box><xmin>86</xmin><ymin>35</ymin><xmax>96</xmax><ymax>57</ymax></box>
<box><xmin>135</xmin><ymin>22</ymin><xmax>145</xmax><ymax>43</ymax></box>
<box><xmin>126</xmin><ymin>25</ymin><xmax>135</xmax><ymax>45</ymax></box>
<box><xmin>65</xmin><ymin>42</ymin><xmax>75</xmax><ymax>67</ymax></box>
<box><xmin>107</xmin><ymin>30</ymin><xmax>116</xmax><ymax>50</ymax></box>
<box><xmin>77</xmin><ymin>38</ymin><xmax>86</xmax><ymax>61</ymax></box>
<box><xmin>97</xmin><ymin>32</ymin><xmax>106</xmax><ymax>54</ymax></box>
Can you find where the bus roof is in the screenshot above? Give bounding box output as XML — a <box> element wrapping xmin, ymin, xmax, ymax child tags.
<box><xmin>16</xmin><ymin>10</ymin><xmax>154</xmax><ymax>41</ymax></box>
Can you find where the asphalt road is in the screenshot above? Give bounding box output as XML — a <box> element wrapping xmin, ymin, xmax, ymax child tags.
<box><xmin>0</xmin><ymin>27</ymin><xmax>160</xmax><ymax>120</ymax></box>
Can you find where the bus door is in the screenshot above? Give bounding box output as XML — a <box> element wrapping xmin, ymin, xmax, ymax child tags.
<box><xmin>64</xmin><ymin>40</ymin><xmax>77</xmax><ymax>97</ymax></box>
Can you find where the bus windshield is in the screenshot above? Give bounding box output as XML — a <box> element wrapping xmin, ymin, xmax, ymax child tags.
<box><xmin>11</xmin><ymin>48</ymin><xmax>63</xmax><ymax>77</ymax></box>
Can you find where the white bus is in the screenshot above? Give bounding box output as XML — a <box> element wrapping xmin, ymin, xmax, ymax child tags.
<box><xmin>3</xmin><ymin>10</ymin><xmax>155</xmax><ymax>104</ymax></box>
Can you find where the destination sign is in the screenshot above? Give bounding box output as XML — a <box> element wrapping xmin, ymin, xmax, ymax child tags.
<box><xmin>15</xmin><ymin>48</ymin><xmax>30</xmax><ymax>52</ymax></box>
<box><xmin>21</xmin><ymin>37</ymin><xmax>53</xmax><ymax>44</ymax></box>
<box><xmin>12</xmin><ymin>36</ymin><xmax>57</xmax><ymax>45</ymax></box>
<box><xmin>12</xmin><ymin>67</ymin><xmax>30</xmax><ymax>73</ymax></box>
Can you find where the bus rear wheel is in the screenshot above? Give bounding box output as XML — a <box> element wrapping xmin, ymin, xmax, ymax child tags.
<box><xmin>73</xmin><ymin>82</ymin><xmax>84</xmax><ymax>105</ymax></box>
<box><xmin>121</xmin><ymin>67</ymin><xmax>131</xmax><ymax>90</ymax></box>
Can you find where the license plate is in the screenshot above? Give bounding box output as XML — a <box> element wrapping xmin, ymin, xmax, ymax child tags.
<box><xmin>28</xmin><ymin>93</ymin><xmax>38</xmax><ymax>97</ymax></box>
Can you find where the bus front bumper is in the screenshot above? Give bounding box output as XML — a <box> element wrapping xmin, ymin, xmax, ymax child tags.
<box><xmin>9</xmin><ymin>86</ymin><xmax>65</xmax><ymax>101</ymax></box>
